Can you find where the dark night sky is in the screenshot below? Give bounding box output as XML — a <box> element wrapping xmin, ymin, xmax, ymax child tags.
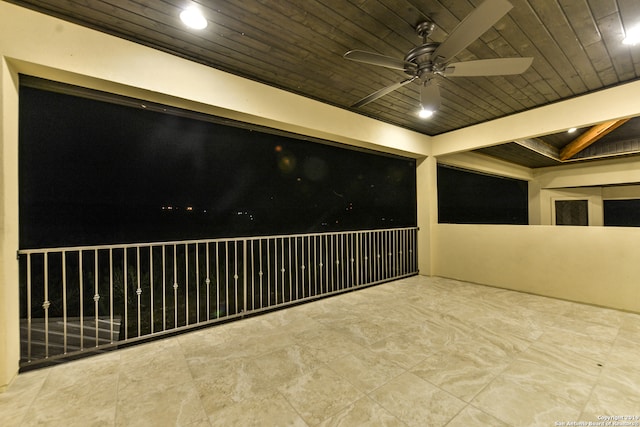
<box><xmin>437</xmin><ymin>164</ymin><xmax>528</xmax><ymax>225</ymax></box>
<box><xmin>19</xmin><ymin>85</ymin><xmax>417</xmax><ymax>248</ymax></box>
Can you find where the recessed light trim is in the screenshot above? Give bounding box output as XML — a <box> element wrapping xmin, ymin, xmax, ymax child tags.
<box><xmin>623</xmin><ymin>25</ymin><xmax>640</xmax><ymax>46</ymax></box>
<box><xmin>418</xmin><ymin>108</ymin><xmax>434</xmax><ymax>119</ymax></box>
<box><xmin>180</xmin><ymin>7</ymin><xmax>208</xmax><ymax>30</ymax></box>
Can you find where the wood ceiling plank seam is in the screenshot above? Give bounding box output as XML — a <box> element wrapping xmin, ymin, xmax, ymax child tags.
<box><xmin>6</xmin><ymin>0</ymin><xmax>143</xmax><ymax>41</ymax></box>
<box><xmin>617</xmin><ymin>0</ymin><xmax>640</xmax><ymax>77</ymax></box>
<box><xmin>248</xmin><ymin>1</ymin><xmax>428</xmax><ymax>96</ymax></box>
<box><xmin>583</xmin><ymin>42</ymin><xmax>623</xmax><ymax>85</ymax></box>
<box><xmin>25</xmin><ymin>0</ymin><xmax>488</xmax><ymax>130</ymax></box>
<box><xmin>431</xmin><ymin>85</ymin><xmax>498</xmax><ymax>123</ymax></box>
<box><xmin>181</xmin><ymin>3</ymin><xmax>362</xmax><ymax>96</ymax></box>
<box><xmin>400</xmin><ymin>0</ymin><xmax>472</xmax><ymax>48</ymax></box>
<box><xmin>559</xmin><ymin>0</ymin><xmax>604</xmax><ymax>47</ymax></box>
<box><xmin>376</xmin><ymin>0</ymin><xmax>440</xmax><ymax>39</ymax></box>
<box><xmin>616</xmin><ymin>0</ymin><xmax>640</xmax><ymax>30</ymax></box>
<box><xmin>469</xmin><ymin>38</ymin><xmax>543</xmax><ymax>109</ymax></box>
<box><xmin>278</xmin><ymin>0</ymin><xmax>420</xmax><ymax>95</ymax></box>
<box><xmin>311</xmin><ymin>0</ymin><xmax>408</xmax><ymax>57</ymax></box>
<box><xmin>519</xmin><ymin>0</ymin><xmax>590</xmax><ymax>95</ymax></box>
<box><xmin>359</xmin><ymin>85</ymin><xmax>472</xmax><ymax>127</ymax></box>
<box><xmin>142</xmin><ymin>0</ymin><xmax>359</xmax><ymax>101</ymax></box>
<box><xmin>50</xmin><ymin>0</ymin><xmax>286</xmax><ymax>74</ymax></box>
<box><xmin>445</xmin><ymin>76</ymin><xmax>516</xmax><ymax>116</ymax></box>
<box><xmin>596</xmin><ymin>12</ymin><xmax>638</xmax><ymax>81</ymax></box>
<box><xmin>464</xmin><ymin>40</ymin><xmax>550</xmax><ymax>107</ymax></box>
<box><xmin>527</xmin><ymin>0</ymin><xmax>601</xmax><ymax>91</ymax></box>
<box><xmin>586</xmin><ymin>0</ymin><xmax>618</xmax><ymax>21</ymax></box>
<box><xmin>227</xmin><ymin>0</ymin><xmax>355</xmax><ymax>59</ymax></box>
<box><xmin>505</xmin><ymin>4</ymin><xmax>577</xmax><ymax>100</ymax></box>
<box><xmin>347</xmin><ymin>0</ymin><xmax>422</xmax><ymax>48</ymax></box>
<box><xmin>549</xmin><ymin>0</ymin><xmax>608</xmax><ymax>90</ymax></box>
<box><xmin>441</xmin><ymin>77</ymin><xmax>517</xmax><ymax>118</ymax></box>
<box><xmin>485</xmin><ymin>10</ymin><xmax>568</xmax><ymax>102</ymax></box>
<box><xmin>168</xmin><ymin>0</ymin><xmax>339</xmax><ymax>68</ymax></box>
<box><xmin>277</xmin><ymin>0</ymin><xmax>389</xmax><ymax>55</ymax></box>
<box><xmin>340</xmin><ymin>0</ymin><xmax>536</xmax><ymax>115</ymax></box>
<box><xmin>32</xmin><ymin>0</ymin><xmax>264</xmax><ymax>77</ymax></box>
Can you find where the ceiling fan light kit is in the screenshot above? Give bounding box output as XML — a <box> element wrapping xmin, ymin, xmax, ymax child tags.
<box><xmin>344</xmin><ymin>0</ymin><xmax>533</xmax><ymax>116</ymax></box>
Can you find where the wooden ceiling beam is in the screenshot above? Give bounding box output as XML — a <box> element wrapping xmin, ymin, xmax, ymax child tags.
<box><xmin>559</xmin><ymin>118</ymin><xmax>631</xmax><ymax>161</ymax></box>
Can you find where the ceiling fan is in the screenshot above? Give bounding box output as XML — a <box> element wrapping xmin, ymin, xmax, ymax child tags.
<box><xmin>343</xmin><ymin>0</ymin><xmax>533</xmax><ymax>114</ymax></box>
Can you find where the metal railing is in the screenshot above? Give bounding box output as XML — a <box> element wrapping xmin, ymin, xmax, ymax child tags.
<box><xmin>18</xmin><ymin>227</ymin><xmax>418</xmax><ymax>367</ymax></box>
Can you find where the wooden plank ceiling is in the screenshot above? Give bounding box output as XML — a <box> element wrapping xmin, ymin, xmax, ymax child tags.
<box><xmin>5</xmin><ymin>0</ymin><xmax>640</xmax><ymax>167</ymax></box>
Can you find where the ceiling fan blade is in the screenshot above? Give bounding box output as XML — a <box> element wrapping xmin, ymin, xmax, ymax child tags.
<box><xmin>351</xmin><ymin>78</ymin><xmax>417</xmax><ymax>108</ymax></box>
<box><xmin>344</xmin><ymin>50</ymin><xmax>417</xmax><ymax>72</ymax></box>
<box><xmin>421</xmin><ymin>81</ymin><xmax>441</xmax><ymax>112</ymax></box>
<box><xmin>433</xmin><ymin>0</ymin><xmax>513</xmax><ymax>64</ymax></box>
<box><xmin>444</xmin><ymin>57</ymin><xmax>533</xmax><ymax>76</ymax></box>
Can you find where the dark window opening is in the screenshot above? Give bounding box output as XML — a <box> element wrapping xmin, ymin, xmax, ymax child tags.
<box><xmin>19</xmin><ymin>77</ymin><xmax>417</xmax><ymax>249</ymax></box>
<box><xmin>437</xmin><ymin>164</ymin><xmax>528</xmax><ymax>225</ymax></box>
<box><xmin>604</xmin><ymin>199</ymin><xmax>640</xmax><ymax>227</ymax></box>
<box><xmin>555</xmin><ymin>200</ymin><xmax>588</xmax><ymax>226</ymax></box>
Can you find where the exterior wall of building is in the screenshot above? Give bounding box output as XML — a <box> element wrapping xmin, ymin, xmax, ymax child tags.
<box><xmin>432</xmin><ymin>223</ymin><xmax>640</xmax><ymax>313</ymax></box>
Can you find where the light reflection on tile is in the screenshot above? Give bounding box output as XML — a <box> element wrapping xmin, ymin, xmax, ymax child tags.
<box><xmin>2</xmin><ymin>275</ymin><xmax>639</xmax><ymax>427</ymax></box>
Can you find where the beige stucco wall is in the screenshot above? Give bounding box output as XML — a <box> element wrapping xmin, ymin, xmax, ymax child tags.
<box><xmin>2</xmin><ymin>1</ymin><xmax>640</xmax><ymax>392</ymax></box>
<box><xmin>0</xmin><ymin>2</ymin><xmax>434</xmax><ymax>391</ymax></box>
<box><xmin>433</xmin><ymin>223</ymin><xmax>640</xmax><ymax>313</ymax></box>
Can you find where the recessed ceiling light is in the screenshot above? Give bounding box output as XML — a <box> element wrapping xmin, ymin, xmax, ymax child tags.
<box><xmin>623</xmin><ymin>25</ymin><xmax>640</xmax><ymax>46</ymax></box>
<box><xmin>180</xmin><ymin>7</ymin><xmax>208</xmax><ymax>30</ymax></box>
<box><xmin>568</xmin><ymin>127</ymin><xmax>577</xmax><ymax>133</ymax></box>
<box><xmin>418</xmin><ymin>108</ymin><xmax>434</xmax><ymax>119</ymax></box>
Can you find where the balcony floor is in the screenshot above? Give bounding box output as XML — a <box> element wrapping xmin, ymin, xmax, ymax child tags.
<box><xmin>2</xmin><ymin>275</ymin><xmax>640</xmax><ymax>426</ymax></box>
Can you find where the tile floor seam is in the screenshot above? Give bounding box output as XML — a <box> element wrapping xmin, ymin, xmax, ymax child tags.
<box><xmin>576</xmin><ymin>324</ymin><xmax>621</xmax><ymax>420</ymax></box>
<box><xmin>274</xmin><ymin>387</ymin><xmax>312</xmax><ymax>427</ymax></box>
<box><xmin>4</xmin><ymin>276</ymin><xmax>640</xmax><ymax>426</ymax></box>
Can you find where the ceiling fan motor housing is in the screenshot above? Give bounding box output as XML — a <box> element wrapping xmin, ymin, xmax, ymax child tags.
<box><xmin>404</xmin><ymin>43</ymin><xmax>440</xmax><ymax>80</ymax></box>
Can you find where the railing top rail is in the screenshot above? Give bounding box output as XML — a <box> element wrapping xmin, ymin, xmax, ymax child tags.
<box><xmin>18</xmin><ymin>226</ymin><xmax>419</xmax><ymax>255</ymax></box>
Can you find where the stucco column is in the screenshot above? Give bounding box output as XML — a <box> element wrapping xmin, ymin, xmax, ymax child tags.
<box><xmin>0</xmin><ymin>58</ymin><xmax>21</xmax><ymax>392</ymax></box>
<box><xmin>416</xmin><ymin>155</ymin><xmax>437</xmax><ymax>276</ymax></box>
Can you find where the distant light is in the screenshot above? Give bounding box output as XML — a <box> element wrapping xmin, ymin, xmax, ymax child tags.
<box><xmin>568</xmin><ymin>127</ymin><xmax>577</xmax><ymax>133</ymax></box>
<box><xmin>623</xmin><ymin>25</ymin><xmax>640</xmax><ymax>46</ymax></box>
<box><xmin>180</xmin><ymin>7</ymin><xmax>208</xmax><ymax>30</ymax></box>
<box><xmin>418</xmin><ymin>108</ymin><xmax>434</xmax><ymax>119</ymax></box>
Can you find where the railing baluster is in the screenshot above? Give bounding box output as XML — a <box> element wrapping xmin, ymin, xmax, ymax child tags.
<box><xmin>62</xmin><ymin>251</ymin><xmax>67</xmax><ymax>354</ymax></box>
<box><xmin>43</xmin><ymin>253</ymin><xmax>49</xmax><ymax>359</ymax></box>
<box><xmin>136</xmin><ymin>246</ymin><xmax>142</xmax><ymax>337</ymax></box>
<box><xmin>185</xmin><ymin>243</ymin><xmax>189</xmax><ymax>326</ymax></box>
<box><xmin>162</xmin><ymin>246</ymin><xmax>166</xmax><ymax>330</ymax></box>
<box><xmin>216</xmin><ymin>242</ymin><xmax>220</xmax><ymax>318</ymax></box>
<box><xmin>233</xmin><ymin>241</ymin><xmax>238</xmax><ymax>314</ymax></box>
<box><xmin>150</xmin><ymin>246</ymin><xmax>154</xmax><ymax>334</ymax></box>
<box><xmin>18</xmin><ymin>228</ymin><xmax>417</xmax><ymax>367</ymax></box>
<box><xmin>288</xmin><ymin>237</ymin><xmax>293</xmax><ymax>302</ymax></box>
<box><xmin>173</xmin><ymin>244</ymin><xmax>178</xmax><ymax>329</ymax></box>
<box><xmin>225</xmin><ymin>241</ymin><xmax>229</xmax><ymax>316</ymax></box>
<box><xmin>79</xmin><ymin>250</ymin><xmax>84</xmax><ymax>349</ymax></box>
<box><xmin>123</xmin><ymin>248</ymin><xmax>128</xmax><ymax>339</ymax></box>
<box><xmin>94</xmin><ymin>250</ymin><xmax>100</xmax><ymax>346</ymax></box>
<box><xmin>243</xmin><ymin>240</ymin><xmax>247</xmax><ymax>313</ymax></box>
<box><xmin>267</xmin><ymin>239</ymin><xmax>272</xmax><ymax>307</ymax></box>
<box><xmin>206</xmin><ymin>242</ymin><xmax>210</xmax><ymax>320</ymax></box>
<box><xmin>259</xmin><ymin>239</ymin><xmax>264</xmax><ymax>309</ymax></box>
<box><xmin>109</xmin><ymin>249</ymin><xmax>114</xmax><ymax>343</ymax></box>
<box><xmin>195</xmin><ymin>243</ymin><xmax>200</xmax><ymax>324</ymax></box>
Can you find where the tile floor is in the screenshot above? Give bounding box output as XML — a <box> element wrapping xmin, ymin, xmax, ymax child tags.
<box><xmin>2</xmin><ymin>275</ymin><xmax>640</xmax><ymax>426</ymax></box>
